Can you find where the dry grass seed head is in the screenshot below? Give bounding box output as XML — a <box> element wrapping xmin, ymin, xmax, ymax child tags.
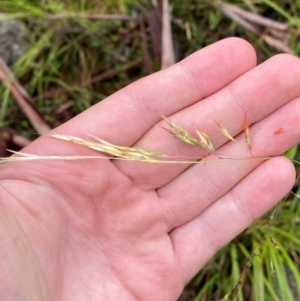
<box><xmin>49</xmin><ymin>134</ymin><xmax>166</xmax><ymax>161</ymax></box>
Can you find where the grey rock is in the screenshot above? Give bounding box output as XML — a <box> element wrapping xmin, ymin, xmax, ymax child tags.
<box><xmin>0</xmin><ymin>15</ymin><xmax>26</xmax><ymax>65</ymax></box>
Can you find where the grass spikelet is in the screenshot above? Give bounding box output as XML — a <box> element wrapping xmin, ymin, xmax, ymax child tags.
<box><xmin>270</xmin><ymin>259</ymin><xmax>276</xmax><ymax>282</ymax></box>
<box><xmin>161</xmin><ymin>115</ymin><xmax>215</xmax><ymax>152</ymax></box>
<box><xmin>160</xmin><ymin>115</ymin><xmax>200</xmax><ymax>146</ymax></box>
<box><xmin>222</xmin><ymin>259</ymin><xmax>252</xmax><ymax>300</ymax></box>
<box><xmin>215</xmin><ymin>121</ymin><xmax>236</xmax><ymax>142</ymax></box>
<box><xmin>243</xmin><ymin>115</ymin><xmax>252</xmax><ymax>150</ymax></box>
<box><xmin>196</xmin><ymin>130</ymin><xmax>214</xmax><ymax>152</ymax></box>
<box><xmin>269</xmin><ymin>236</ymin><xmax>280</xmax><ymax>250</ymax></box>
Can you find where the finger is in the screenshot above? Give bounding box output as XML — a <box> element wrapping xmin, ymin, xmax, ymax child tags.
<box><xmin>158</xmin><ymin>96</ymin><xmax>300</xmax><ymax>230</ymax></box>
<box><xmin>25</xmin><ymin>38</ymin><xmax>256</xmax><ymax>154</ymax></box>
<box><xmin>115</xmin><ymin>54</ymin><xmax>300</xmax><ymax>189</ymax></box>
<box><xmin>0</xmin><ymin>38</ymin><xmax>255</xmax><ymax>199</ymax></box>
<box><xmin>169</xmin><ymin>157</ymin><xmax>295</xmax><ymax>283</ymax></box>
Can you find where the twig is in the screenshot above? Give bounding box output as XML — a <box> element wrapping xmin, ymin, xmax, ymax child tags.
<box><xmin>0</xmin><ymin>58</ymin><xmax>51</xmax><ymax>133</ymax></box>
<box><xmin>222</xmin><ymin>4</ymin><xmax>288</xmax><ymax>31</ymax></box>
<box><xmin>0</xmin><ymin>60</ymin><xmax>35</xmax><ymax>106</ymax></box>
<box><xmin>0</xmin><ymin>128</ymin><xmax>31</xmax><ymax>149</ymax></box>
<box><xmin>12</xmin><ymin>134</ymin><xmax>31</xmax><ymax>148</ymax></box>
<box><xmin>220</xmin><ymin>4</ymin><xmax>260</xmax><ymax>35</ymax></box>
<box><xmin>89</xmin><ymin>59</ymin><xmax>144</xmax><ymax>84</ymax></box>
<box><xmin>43</xmin><ymin>13</ymin><xmax>136</xmax><ymax>21</ymax></box>
<box><xmin>140</xmin><ymin>19</ymin><xmax>154</xmax><ymax>74</ymax></box>
<box><xmin>218</xmin><ymin>2</ymin><xmax>293</xmax><ymax>54</ymax></box>
<box><xmin>147</xmin><ymin>4</ymin><xmax>162</xmax><ymax>64</ymax></box>
<box><xmin>262</xmin><ymin>34</ymin><xmax>292</xmax><ymax>54</ymax></box>
<box><xmin>161</xmin><ymin>0</ymin><xmax>175</xmax><ymax>69</ymax></box>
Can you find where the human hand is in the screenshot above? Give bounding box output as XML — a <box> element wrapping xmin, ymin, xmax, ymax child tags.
<box><xmin>1</xmin><ymin>38</ymin><xmax>299</xmax><ymax>301</ymax></box>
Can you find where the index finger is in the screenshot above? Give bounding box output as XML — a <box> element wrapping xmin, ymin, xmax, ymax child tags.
<box><xmin>29</xmin><ymin>38</ymin><xmax>257</xmax><ymax>152</ymax></box>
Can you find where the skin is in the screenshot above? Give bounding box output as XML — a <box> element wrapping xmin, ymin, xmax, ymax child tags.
<box><xmin>0</xmin><ymin>37</ymin><xmax>299</xmax><ymax>301</ymax></box>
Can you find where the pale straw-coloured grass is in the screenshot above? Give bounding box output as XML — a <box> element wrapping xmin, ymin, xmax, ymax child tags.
<box><xmin>0</xmin><ymin>116</ymin><xmax>271</xmax><ymax>165</ymax></box>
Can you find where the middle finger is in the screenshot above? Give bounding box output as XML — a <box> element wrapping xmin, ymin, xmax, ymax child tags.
<box><xmin>115</xmin><ymin>55</ymin><xmax>300</xmax><ymax>190</ymax></box>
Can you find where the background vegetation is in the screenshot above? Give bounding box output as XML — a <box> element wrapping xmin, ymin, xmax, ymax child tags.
<box><xmin>0</xmin><ymin>0</ymin><xmax>300</xmax><ymax>300</ymax></box>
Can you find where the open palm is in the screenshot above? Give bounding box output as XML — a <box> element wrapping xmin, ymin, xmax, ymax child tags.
<box><xmin>1</xmin><ymin>38</ymin><xmax>300</xmax><ymax>301</ymax></box>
